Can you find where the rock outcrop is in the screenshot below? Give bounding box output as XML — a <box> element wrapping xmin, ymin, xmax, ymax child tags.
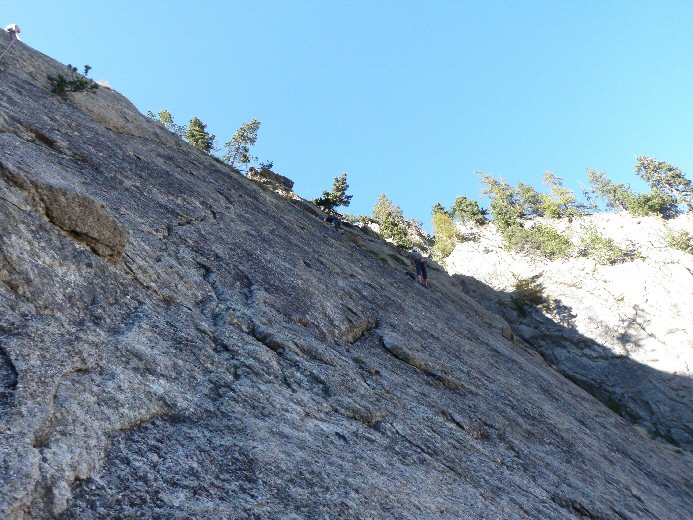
<box><xmin>447</xmin><ymin>214</ymin><xmax>693</xmax><ymax>452</ymax></box>
<box><xmin>1</xmin><ymin>30</ymin><xmax>691</xmax><ymax>519</ymax></box>
<box><xmin>247</xmin><ymin>165</ymin><xmax>295</xmax><ymax>193</ymax></box>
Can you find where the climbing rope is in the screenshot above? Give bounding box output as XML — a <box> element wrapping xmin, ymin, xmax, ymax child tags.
<box><xmin>0</xmin><ymin>24</ymin><xmax>21</xmax><ymax>62</ymax></box>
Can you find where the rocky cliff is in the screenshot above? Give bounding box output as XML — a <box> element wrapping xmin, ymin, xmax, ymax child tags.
<box><xmin>446</xmin><ymin>214</ymin><xmax>693</xmax><ymax>454</ymax></box>
<box><xmin>0</xmin><ymin>30</ymin><xmax>691</xmax><ymax>519</ymax></box>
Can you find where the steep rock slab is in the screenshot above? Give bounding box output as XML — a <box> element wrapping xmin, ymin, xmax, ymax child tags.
<box><xmin>447</xmin><ymin>215</ymin><xmax>693</xmax><ymax>451</ymax></box>
<box><xmin>0</xmin><ymin>30</ymin><xmax>691</xmax><ymax>519</ymax></box>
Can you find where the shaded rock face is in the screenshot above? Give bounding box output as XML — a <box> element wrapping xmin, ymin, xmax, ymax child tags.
<box><xmin>0</xmin><ymin>31</ymin><xmax>692</xmax><ymax>519</ymax></box>
<box><xmin>447</xmin><ymin>215</ymin><xmax>693</xmax><ymax>452</ymax></box>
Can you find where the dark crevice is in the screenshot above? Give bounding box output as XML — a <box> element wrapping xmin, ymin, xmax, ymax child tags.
<box><xmin>0</xmin><ymin>346</ymin><xmax>18</xmax><ymax>414</ymax></box>
<box><xmin>19</xmin><ymin>123</ymin><xmax>86</xmax><ymax>162</ymax></box>
<box><xmin>344</xmin><ymin>317</ymin><xmax>379</xmax><ymax>344</ymax></box>
<box><xmin>216</xmin><ymin>189</ymin><xmax>234</xmax><ymax>206</ymax></box>
<box><xmin>549</xmin><ymin>494</ymin><xmax>608</xmax><ymax>520</ymax></box>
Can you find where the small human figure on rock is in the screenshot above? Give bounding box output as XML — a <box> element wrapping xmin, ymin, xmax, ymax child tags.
<box><xmin>4</xmin><ymin>24</ymin><xmax>21</xmax><ymax>40</ymax></box>
<box><xmin>1</xmin><ymin>24</ymin><xmax>21</xmax><ymax>62</ymax></box>
<box><xmin>409</xmin><ymin>246</ymin><xmax>429</xmax><ymax>287</ymax></box>
<box><xmin>324</xmin><ymin>214</ymin><xmax>344</xmax><ymax>234</ymax></box>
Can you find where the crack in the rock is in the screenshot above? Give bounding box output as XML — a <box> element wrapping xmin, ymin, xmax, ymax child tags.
<box><xmin>389</xmin><ymin>422</ymin><xmax>466</xmax><ymax>480</ymax></box>
<box><xmin>31</xmin><ymin>366</ymin><xmax>90</xmax><ymax>449</ymax></box>
<box><xmin>380</xmin><ymin>336</ymin><xmax>463</xmax><ymax>391</ymax></box>
<box><xmin>0</xmin><ymin>345</ymin><xmax>18</xmax><ymax>414</ymax></box>
<box><xmin>122</xmin><ymin>253</ymin><xmax>166</xmax><ymax>299</ymax></box>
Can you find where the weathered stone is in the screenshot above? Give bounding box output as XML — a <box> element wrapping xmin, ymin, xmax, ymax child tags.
<box><xmin>447</xmin><ymin>214</ymin><xmax>693</xmax><ymax>451</ymax></box>
<box><xmin>0</xmin><ymin>29</ymin><xmax>691</xmax><ymax>519</ymax></box>
<box><xmin>247</xmin><ymin>166</ymin><xmax>295</xmax><ymax>191</ymax></box>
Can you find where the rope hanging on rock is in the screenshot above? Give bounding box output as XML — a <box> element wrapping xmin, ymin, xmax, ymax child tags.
<box><xmin>0</xmin><ymin>24</ymin><xmax>21</xmax><ymax>62</ymax></box>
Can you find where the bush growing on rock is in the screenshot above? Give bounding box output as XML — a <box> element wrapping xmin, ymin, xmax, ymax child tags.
<box><xmin>578</xmin><ymin>224</ymin><xmax>630</xmax><ymax>265</ymax></box>
<box><xmin>431</xmin><ymin>210</ymin><xmax>458</xmax><ymax>261</ymax></box>
<box><xmin>369</xmin><ymin>194</ymin><xmax>412</xmax><ymax>248</ymax></box>
<box><xmin>48</xmin><ymin>64</ymin><xmax>99</xmax><ymax>96</ymax></box>
<box><xmin>587</xmin><ymin>168</ymin><xmax>679</xmax><ymax>218</ymax></box>
<box><xmin>479</xmin><ymin>171</ymin><xmax>582</xmax><ymax>228</ymax></box>
<box><xmin>342</xmin><ymin>214</ymin><xmax>374</xmax><ymax>225</ymax></box>
<box><xmin>511</xmin><ymin>275</ymin><xmax>545</xmax><ymax>312</ymax></box>
<box><xmin>663</xmin><ymin>229</ymin><xmax>693</xmax><ymax>254</ymax></box>
<box><xmin>479</xmin><ymin>173</ymin><xmax>524</xmax><ymax>230</ymax></box>
<box><xmin>372</xmin><ymin>194</ymin><xmax>404</xmax><ymax>223</ymax></box>
<box><xmin>146</xmin><ymin>109</ymin><xmax>186</xmax><ymax>137</ymax></box>
<box><xmin>503</xmin><ymin>223</ymin><xmax>572</xmax><ymax>260</ymax></box>
<box><xmin>540</xmin><ymin>171</ymin><xmax>582</xmax><ymax>219</ymax></box>
<box><xmin>635</xmin><ymin>156</ymin><xmax>693</xmax><ymax>212</ymax></box>
<box><xmin>450</xmin><ymin>195</ymin><xmax>488</xmax><ymax>225</ymax></box>
<box><xmin>380</xmin><ymin>214</ymin><xmax>413</xmax><ymax>249</ymax></box>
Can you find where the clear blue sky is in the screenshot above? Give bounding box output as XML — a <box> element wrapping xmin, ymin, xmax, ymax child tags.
<box><xmin>4</xmin><ymin>1</ymin><xmax>693</xmax><ymax>228</ymax></box>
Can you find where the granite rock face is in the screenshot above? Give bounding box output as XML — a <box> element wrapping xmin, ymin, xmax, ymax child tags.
<box><xmin>447</xmin><ymin>214</ymin><xmax>693</xmax><ymax>452</ymax></box>
<box><xmin>247</xmin><ymin>166</ymin><xmax>295</xmax><ymax>192</ymax></box>
<box><xmin>0</xmin><ymin>30</ymin><xmax>692</xmax><ymax>519</ymax></box>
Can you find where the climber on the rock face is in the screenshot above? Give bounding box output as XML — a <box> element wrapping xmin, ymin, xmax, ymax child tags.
<box><xmin>1</xmin><ymin>24</ymin><xmax>21</xmax><ymax>62</ymax></box>
<box><xmin>324</xmin><ymin>214</ymin><xmax>344</xmax><ymax>234</ymax></box>
<box><xmin>4</xmin><ymin>24</ymin><xmax>21</xmax><ymax>40</ymax></box>
<box><xmin>409</xmin><ymin>247</ymin><xmax>429</xmax><ymax>287</ymax></box>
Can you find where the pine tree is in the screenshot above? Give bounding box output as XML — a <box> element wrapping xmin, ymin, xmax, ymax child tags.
<box><xmin>450</xmin><ymin>196</ymin><xmax>487</xmax><ymax>224</ymax></box>
<box><xmin>539</xmin><ymin>172</ymin><xmax>580</xmax><ymax>218</ymax></box>
<box><xmin>313</xmin><ymin>172</ymin><xmax>353</xmax><ymax>213</ymax></box>
<box><xmin>478</xmin><ymin>172</ymin><xmax>523</xmax><ymax>230</ymax></box>
<box><xmin>147</xmin><ymin>110</ymin><xmax>186</xmax><ymax>136</ymax></box>
<box><xmin>431</xmin><ymin>202</ymin><xmax>448</xmax><ymax>217</ymax></box>
<box><xmin>372</xmin><ymin>194</ymin><xmax>404</xmax><ymax>223</ymax></box>
<box><xmin>184</xmin><ymin>117</ymin><xmax>215</xmax><ymax>153</ymax></box>
<box><xmin>330</xmin><ymin>172</ymin><xmax>353</xmax><ymax>208</ymax></box>
<box><xmin>635</xmin><ymin>156</ymin><xmax>693</xmax><ymax>212</ymax></box>
<box><xmin>223</xmin><ymin>119</ymin><xmax>261</xmax><ymax>168</ymax></box>
<box><xmin>371</xmin><ymin>194</ymin><xmax>412</xmax><ymax>248</ymax></box>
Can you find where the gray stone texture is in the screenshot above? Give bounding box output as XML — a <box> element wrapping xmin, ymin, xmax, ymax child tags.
<box><xmin>447</xmin><ymin>215</ymin><xmax>693</xmax><ymax>453</ymax></box>
<box><xmin>0</xmin><ymin>30</ymin><xmax>691</xmax><ymax>519</ymax></box>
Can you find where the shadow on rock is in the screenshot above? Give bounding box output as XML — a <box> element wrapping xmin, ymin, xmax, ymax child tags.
<box><xmin>452</xmin><ymin>273</ymin><xmax>693</xmax><ymax>453</ymax></box>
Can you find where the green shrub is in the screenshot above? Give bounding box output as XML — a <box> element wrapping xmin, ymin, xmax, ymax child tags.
<box><xmin>379</xmin><ymin>214</ymin><xmax>412</xmax><ymax>249</ymax></box>
<box><xmin>223</xmin><ymin>119</ymin><xmax>261</xmax><ymax>168</ymax></box>
<box><xmin>372</xmin><ymin>194</ymin><xmax>404</xmax><ymax>223</ymax></box>
<box><xmin>479</xmin><ymin>173</ymin><xmax>524</xmax><ymax>230</ymax></box>
<box><xmin>431</xmin><ymin>210</ymin><xmax>460</xmax><ymax>262</ymax></box>
<box><xmin>450</xmin><ymin>196</ymin><xmax>488</xmax><ymax>225</ymax></box>
<box><xmin>371</xmin><ymin>194</ymin><xmax>412</xmax><ymax>248</ymax></box>
<box><xmin>587</xmin><ymin>168</ymin><xmax>679</xmax><ymax>218</ymax></box>
<box><xmin>48</xmin><ymin>64</ymin><xmax>99</xmax><ymax>96</ymax></box>
<box><xmin>540</xmin><ymin>171</ymin><xmax>582</xmax><ymax>219</ymax></box>
<box><xmin>635</xmin><ymin>156</ymin><xmax>693</xmax><ymax>212</ymax></box>
<box><xmin>431</xmin><ymin>236</ymin><xmax>456</xmax><ymax>262</ymax></box>
<box><xmin>146</xmin><ymin>109</ymin><xmax>187</xmax><ymax>136</ymax></box>
<box><xmin>342</xmin><ymin>214</ymin><xmax>374</xmax><ymax>225</ymax></box>
<box><xmin>517</xmin><ymin>182</ymin><xmax>544</xmax><ymax>217</ymax></box>
<box><xmin>503</xmin><ymin>224</ymin><xmax>572</xmax><ymax>260</ymax></box>
<box><xmin>578</xmin><ymin>224</ymin><xmax>630</xmax><ymax>264</ymax></box>
<box><xmin>625</xmin><ymin>189</ymin><xmax>679</xmax><ymax>218</ymax></box>
<box><xmin>663</xmin><ymin>229</ymin><xmax>693</xmax><ymax>254</ymax></box>
<box><xmin>512</xmin><ymin>275</ymin><xmax>545</xmax><ymax>314</ymax></box>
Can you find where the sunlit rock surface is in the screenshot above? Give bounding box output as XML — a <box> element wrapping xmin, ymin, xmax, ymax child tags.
<box><xmin>447</xmin><ymin>213</ymin><xmax>693</xmax><ymax>451</ymax></box>
<box><xmin>0</xmin><ymin>30</ymin><xmax>691</xmax><ymax>519</ymax></box>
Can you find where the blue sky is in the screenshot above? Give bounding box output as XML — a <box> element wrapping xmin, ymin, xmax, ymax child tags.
<box><xmin>4</xmin><ymin>1</ymin><xmax>693</xmax><ymax>228</ymax></box>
